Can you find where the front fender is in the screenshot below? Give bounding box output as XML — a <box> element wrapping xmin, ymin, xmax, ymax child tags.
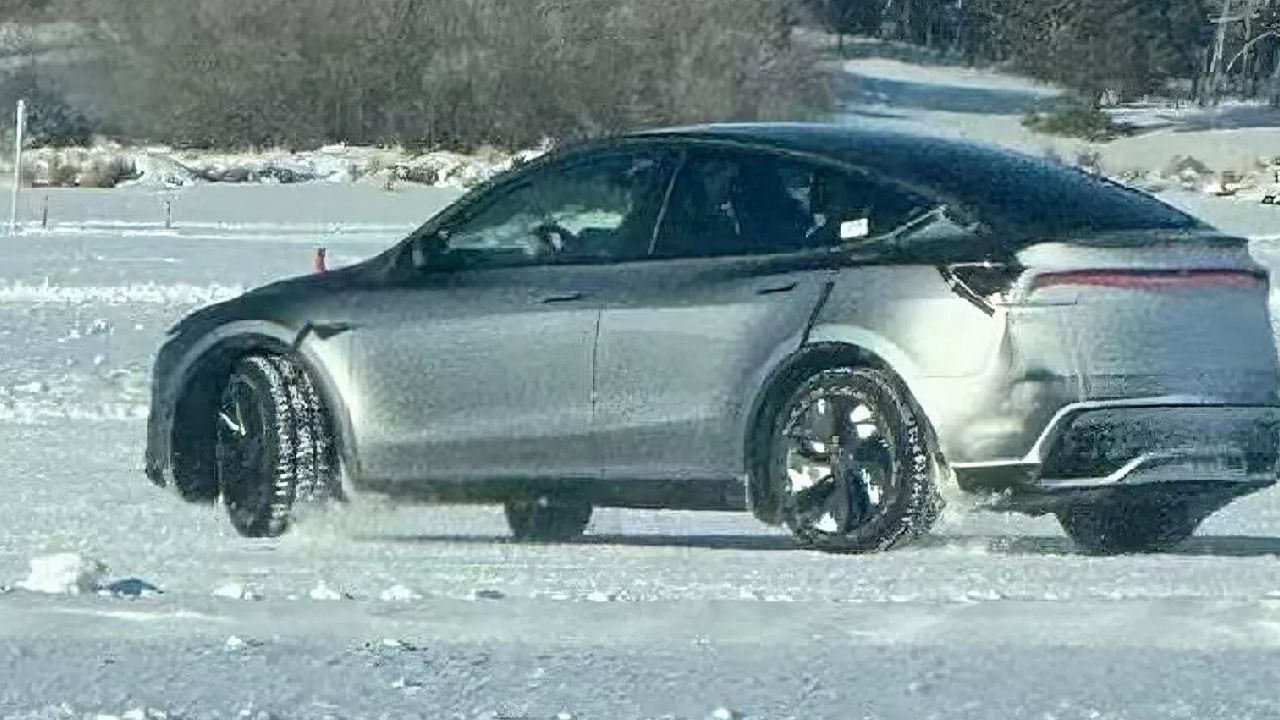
<box><xmin>152</xmin><ymin>318</ymin><xmax>359</xmax><ymax>491</ymax></box>
<box><xmin>170</xmin><ymin>320</ymin><xmax>303</xmax><ymax>387</ymax></box>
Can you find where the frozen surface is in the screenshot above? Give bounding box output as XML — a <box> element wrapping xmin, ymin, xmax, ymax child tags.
<box><xmin>0</xmin><ymin>182</ymin><xmax>1279</xmax><ymax>718</ymax></box>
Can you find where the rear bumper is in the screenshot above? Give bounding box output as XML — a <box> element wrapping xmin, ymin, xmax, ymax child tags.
<box><xmin>953</xmin><ymin>398</ymin><xmax>1280</xmax><ymax>507</ymax></box>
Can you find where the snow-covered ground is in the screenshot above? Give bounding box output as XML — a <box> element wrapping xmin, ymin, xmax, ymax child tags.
<box><xmin>2</xmin><ymin>187</ymin><xmax>1280</xmax><ymax>720</ymax></box>
<box><xmin>5</xmin><ymin>62</ymin><xmax>1280</xmax><ymax>719</ymax></box>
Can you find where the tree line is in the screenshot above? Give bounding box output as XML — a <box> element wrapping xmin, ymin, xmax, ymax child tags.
<box><xmin>2</xmin><ymin>0</ymin><xmax>827</xmax><ymax>150</ymax></box>
<box><xmin>807</xmin><ymin>0</ymin><xmax>1280</xmax><ymax>106</ymax></box>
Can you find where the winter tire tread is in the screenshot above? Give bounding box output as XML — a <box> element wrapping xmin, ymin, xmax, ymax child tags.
<box><xmin>219</xmin><ymin>353</ymin><xmax>337</xmax><ymax>538</ymax></box>
<box><xmin>771</xmin><ymin>366</ymin><xmax>942</xmax><ymax>554</ymax></box>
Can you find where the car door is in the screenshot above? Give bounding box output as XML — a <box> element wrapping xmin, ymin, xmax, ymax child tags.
<box><xmin>592</xmin><ymin>148</ymin><xmax>847</xmax><ymax>481</ymax></box>
<box><xmin>345</xmin><ymin>147</ymin><xmax>676</xmax><ymax>487</ymax></box>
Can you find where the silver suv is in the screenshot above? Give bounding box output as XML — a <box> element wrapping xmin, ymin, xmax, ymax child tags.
<box><xmin>145</xmin><ymin>123</ymin><xmax>1280</xmax><ymax>554</ymax></box>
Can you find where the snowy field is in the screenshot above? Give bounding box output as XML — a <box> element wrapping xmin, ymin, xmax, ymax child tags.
<box><xmin>5</xmin><ymin>66</ymin><xmax>1280</xmax><ymax>719</ymax></box>
<box><xmin>3</xmin><ymin>188</ymin><xmax>1280</xmax><ymax>720</ymax></box>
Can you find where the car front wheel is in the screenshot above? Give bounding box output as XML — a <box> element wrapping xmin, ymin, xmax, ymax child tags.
<box><xmin>215</xmin><ymin>354</ymin><xmax>337</xmax><ymax>538</ymax></box>
<box><xmin>768</xmin><ymin>366</ymin><xmax>942</xmax><ymax>553</ymax></box>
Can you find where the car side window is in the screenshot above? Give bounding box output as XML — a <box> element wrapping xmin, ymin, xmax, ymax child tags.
<box><xmin>654</xmin><ymin>151</ymin><xmax>932</xmax><ymax>259</ymax></box>
<box><xmin>805</xmin><ymin>164</ymin><xmax>933</xmax><ymax>247</ymax></box>
<box><xmin>442</xmin><ymin>149</ymin><xmax>674</xmax><ymax>266</ymax></box>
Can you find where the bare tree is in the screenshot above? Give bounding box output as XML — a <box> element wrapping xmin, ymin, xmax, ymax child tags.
<box><xmin>62</xmin><ymin>0</ymin><xmax>826</xmax><ymax>150</ymax></box>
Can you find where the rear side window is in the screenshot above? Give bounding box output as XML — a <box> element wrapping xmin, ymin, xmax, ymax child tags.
<box><xmin>654</xmin><ymin>150</ymin><xmax>931</xmax><ymax>259</ymax></box>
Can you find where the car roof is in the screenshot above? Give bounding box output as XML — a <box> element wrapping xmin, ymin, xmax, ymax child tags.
<box><xmin>630</xmin><ymin>121</ymin><xmax>956</xmax><ymax>155</ymax></box>
<box><xmin>621</xmin><ymin>122</ymin><xmax>1204</xmax><ymax>239</ymax></box>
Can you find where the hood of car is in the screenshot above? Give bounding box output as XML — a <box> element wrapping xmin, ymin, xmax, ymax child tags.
<box><xmin>167</xmin><ymin>256</ymin><xmax>388</xmax><ymax>339</ymax></box>
<box><xmin>242</xmin><ymin>260</ymin><xmax>378</xmax><ymax>300</ymax></box>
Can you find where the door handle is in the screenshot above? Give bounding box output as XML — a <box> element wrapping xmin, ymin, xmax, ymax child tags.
<box><xmin>542</xmin><ymin>291</ymin><xmax>585</xmax><ymax>304</ymax></box>
<box><xmin>756</xmin><ymin>282</ymin><xmax>798</xmax><ymax>296</ymax></box>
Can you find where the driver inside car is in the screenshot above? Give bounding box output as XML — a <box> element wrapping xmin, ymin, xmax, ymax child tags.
<box><xmin>529</xmin><ymin>156</ymin><xmax>668</xmax><ymax>263</ymax></box>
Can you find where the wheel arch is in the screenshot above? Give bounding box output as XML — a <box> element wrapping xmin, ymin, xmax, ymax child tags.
<box><xmin>167</xmin><ymin>321</ymin><xmax>355</xmax><ymax>501</ymax></box>
<box><xmin>742</xmin><ymin>333</ymin><xmax>943</xmax><ymax>524</ymax></box>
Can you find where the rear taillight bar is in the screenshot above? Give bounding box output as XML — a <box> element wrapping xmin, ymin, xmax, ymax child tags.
<box><xmin>1032</xmin><ymin>269</ymin><xmax>1265</xmax><ymax>291</ymax></box>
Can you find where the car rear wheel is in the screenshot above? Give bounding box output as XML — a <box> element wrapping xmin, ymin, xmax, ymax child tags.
<box><xmin>768</xmin><ymin>366</ymin><xmax>941</xmax><ymax>553</ymax></box>
<box><xmin>504</xmin><ymin>500</ymin><xmax>593</xmax><ymax>542</ymax></box>
<box><xmin>1057</xmin><ymin>499</ymin><xmax>1203</xmax><ymax>555</ymax></box>
<box><xmin>215</xmin><ymin>354</ymin><xmax>337</xmax><ymax>538</ymax></box>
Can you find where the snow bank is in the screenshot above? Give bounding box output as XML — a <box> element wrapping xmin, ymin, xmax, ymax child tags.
<box><xmin>223</xmin><ymin>635</ymin><xmax>263</xmax><ymax>652</ymax></box>
<box><xmin>1120</xmin><ymin>154</ymin><xmax>1280</xmax><ymax>202</ymax></box>
<box><xmin>379</xmin><ymin>584</ymin><xmax>423</xmax><ymax>602</ymax></box>
<box><xmin>308</xmin><ymin>580</ymin><xmax>354</xmax><ymax>601</ymax></box>
<box><xmin>22</xmin><ymin>147</ymin><xmax>138</xmax><ymax>188</ymax></box>
<box><xmin>12</xmin><ymin>139</ymin><xmax>553</xmax><ymax>190</ymax></box>
<box><xmin>16</xmin><ymin>553</ymin><xmax>107</xmax><ymax>595</ymax></box>
<box><xmin>12</xmin><ymin>556</ymin><xmax>160</xmax><ymax>599</ymax></box>
<box><xmin>213</xmin><ymin>582</ymin><xmax>265</xmax><ymax>601</ymax></box>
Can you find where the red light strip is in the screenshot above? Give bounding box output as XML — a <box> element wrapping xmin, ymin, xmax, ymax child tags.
<box><xmin>1033</xmin><ymin>269</ymin><xmax>1263</xmax><ymax>291</ymax></box>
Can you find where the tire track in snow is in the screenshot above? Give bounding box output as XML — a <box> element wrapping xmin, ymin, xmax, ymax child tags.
<box><xmin>0</xmin><ymin>402</ymin><xmax>148</xmax><ymax>424</ymax></box>
<box><xmin>0</xmin><ymin>281</ymin><xmax>245</xmax><ymax>306</ymax></box>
